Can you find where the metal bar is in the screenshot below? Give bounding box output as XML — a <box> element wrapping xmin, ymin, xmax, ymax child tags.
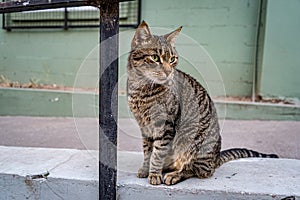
<box><xmin>0</xmin><ymin>0</ymin><xmax>132</xmax><ymax>14</ymax></box>
<box><xmin>99</xmin><ymin>0</ymin><xmax>119</xmax><ymax>200</ymax></box>
<box><xmin>2</xmin><ymin>13</ymin><xmax>5</xmax><ymax>29</ymax></box>
<box><xmin>2</xmin><ymin>23</ymin><xmax>136</xmax><ymax>30</ymax></box>
<box><xmin>3</xmin><ymin>25</ymin><xmax>66</xmax><ymax>29</ymax></box>
<box><xmin>252</xmin><ymin>0</ymin><xmax>263</xmax><ymax>102</ymax></box>
<box><xmin>64</xmin><ymin>7</ymin><xmax>68</xmax><ymax>30</ymax></box>
<box><xmin>0</xmin><ymin>0</ymin><xmax>90</xmax><ymax>13</ymax></box>
<box><xmin>137</xmin><ymin>0</ymin><xmax>141</xmax><ymax>27</ymax></box>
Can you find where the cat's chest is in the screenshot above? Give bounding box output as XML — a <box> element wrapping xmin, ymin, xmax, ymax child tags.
<box><xmin>128</xmin><ymin>88</ymin><xmax>179</xmax><ymax>126</ymax></box>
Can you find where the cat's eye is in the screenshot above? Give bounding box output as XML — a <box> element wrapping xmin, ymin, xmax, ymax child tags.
<box><xmin>151</xmin><ymin>55</ymin><xmax>160</xmax><ymax>62</ymax></box>
<box><xmin>170</xmin><ymin>56</ymin><xmax>176</xmax><ymax>63</ymax></box>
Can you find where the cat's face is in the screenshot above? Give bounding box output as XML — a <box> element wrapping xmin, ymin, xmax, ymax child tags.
<box><xmin>129</xmin><ymin>21</ymin><xmax>182</xmax><ymax>85</ymax></box>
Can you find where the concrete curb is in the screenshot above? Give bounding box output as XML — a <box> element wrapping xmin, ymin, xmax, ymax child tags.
<box><xmin>118</xmin><ymin>151</ymin><xmax>300</xmax><ymax>200</ymax></box>
<box><xmin>0</xmin><ymin>146</ymin><xmax>99</xmax><ymax>200</ymax></box>
<box><xmin>0</xmin><ymin>146</ymin><xmax>299</xmax><ymax>200</ymax></box>
<box><xmin>1</xmin><ymin>88</ymin><xmax>300</xmax><ymax>120</ymax></box>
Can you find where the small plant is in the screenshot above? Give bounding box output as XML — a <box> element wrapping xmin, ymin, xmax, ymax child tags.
<box><xmin>0</xmin><ymin>75</ymin><xmax>21</xmax><ymax>88</ymax></box>
<box><xmin>28</xmin><ymin>78</ymin><xmax>42</xmax><ymax>88</ymax></box>
<box><xmin>0</xmin><ymin>75</ymin><xmax>63</xmax><ymax>90</ymax></box>
<box><xmin>0</xmin><ymin>75</ymin><xmax>10</xmax><ymax>87</ymax></box>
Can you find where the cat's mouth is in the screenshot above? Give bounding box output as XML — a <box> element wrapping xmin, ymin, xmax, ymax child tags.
<box><xmin>143</xmin><ymin>71</ymin><xmax>174</xmax><ymax>85</ymax></box>
<box><xmin>153</xmin><ymin>76</ymin><xmax>173</xmax><ymax>86</ymax></box>
<box><xmin>156</xmin><ymin>77</ymin><xmax>168</xmax><ymax>81</ymax></box>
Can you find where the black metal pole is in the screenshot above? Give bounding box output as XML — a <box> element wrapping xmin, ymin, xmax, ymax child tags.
<box><xmin>0</xmin><ymin>0</ymin><xmax>120</xmax><ymax>199</ymax></box>
<box><xmin>99</xmin><ymin>1</ymin><xmax>119</xmax><ymax>200</ymax></box>
<box><xmin>64</xmin><ymin>7</ymin><xmax>68</xmax><ymax>30</ymax></box>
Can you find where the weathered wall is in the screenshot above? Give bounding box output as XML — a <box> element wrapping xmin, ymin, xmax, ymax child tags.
<box><xmin>141</xmin><ymin>0</ymin><xmax>260</xmax><ymax>97</ymax></box>
<box><xmin>258</xmin><ymin>0</ymin><xmax>300</xmax><ymax>99</ymax></box>
<box><xmin>1</xmin><ymin>0</ymin><xmax>299</xmax><ymax>99</ymax></box>
<box><xmin>0</xmin><ymin>0</ymin><xmax>261</xmax><ymax>97</ymax></box>
<box><xmin>0</xmin><ymin>22</ymin><xmax>98</xmax><ymax>86</ymax></box>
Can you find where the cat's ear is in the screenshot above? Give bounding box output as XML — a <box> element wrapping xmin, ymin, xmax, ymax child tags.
<box><xmin>132</xmin><ymin>21</ymin><xmax>152</xmax><ymax>48</ymax></box>
<box><xmin>164</xmin><ymin>26</ymin><xmax>182</xmax><ymax>46</ymax></box>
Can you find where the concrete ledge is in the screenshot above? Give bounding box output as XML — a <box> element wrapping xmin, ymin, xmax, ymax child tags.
<box><xmin>1</xmin><ymin>88</ymin><xmax>300</xmax><ymax>120</ymax></box>
<box><xmin>0</xmin><ymin>87</ymin><xmax>97</xmax><ymax>117</ymax></box>
<box><xmin>118</xmin><ymin>151</ymin><xmax>300</xmax><ymax>200</ymax></box>
<box><xmin>215</xmin><ymin>100</ymin><xmax>300</xmax><ymax>121</ymax></box>
<box><xmin>0</xmin><ymin>146</ymin><xmax>99</xmax><ymax>200</ymax></box>
<box><xmin>0</xmin><ymin>146</ymin><xmax>299</xmax><ymax>200</ymax></box>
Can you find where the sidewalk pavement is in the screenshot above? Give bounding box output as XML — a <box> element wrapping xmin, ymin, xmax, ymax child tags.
<box><xmin>0</xmin><ymin>116</ymin><xmax>299</xmax><ymax>199</ymax></box>
<box><xmin>0</xmin><ymin>146</ymin><xmax>299</xmax><ymax>199</ymax></box>
<box><xmin>0</xmin><ymin>116</ymin><xmax>299</xmax><ymax>159</ymax></box>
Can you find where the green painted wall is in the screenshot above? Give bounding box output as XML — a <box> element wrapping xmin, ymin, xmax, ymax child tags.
<box><xmin>142</xmin><ymin>0</ymin><xmax>260</xmax><ymax>97</ymax></box>
<box><xmin>0</xmin><ymin>18</ymin><xmax>99</xmax><ymax>87</ymax></box>
<box><xmin>1</xmin><ymin>0</ymin><xmax>299</xmax><ymax>99</ymax></box>
<box><xmin>258</xmin><ymin>0</ymin><xmax>300</xmax><ymax>99</ymax></box>
<box><xmin>0</xmin><ymin>0</ymin><xmax>261</xmax><ymax>97</ymax></box>
<box><xmin>1</xmin><ymin>0</ymin><xmax>300</xmax><ymax>119</ymax></box>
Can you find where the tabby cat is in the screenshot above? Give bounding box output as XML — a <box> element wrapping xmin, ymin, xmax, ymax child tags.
<box><xmin>127</xmin><ymin>21</ymin><xmax>278</xmax><ymax>185</ymax></box>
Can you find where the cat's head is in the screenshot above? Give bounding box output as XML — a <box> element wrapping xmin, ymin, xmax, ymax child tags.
<box><xmin>128</xmin><ymin>21</ymin><xmax>182</xmax><ymax>85</ymax></box>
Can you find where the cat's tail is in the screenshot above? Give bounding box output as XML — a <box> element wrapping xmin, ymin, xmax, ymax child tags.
<box><xmin>217</xmin><ymin>148</ymin><xmax>279</xmax><ymax>167</ymax></box>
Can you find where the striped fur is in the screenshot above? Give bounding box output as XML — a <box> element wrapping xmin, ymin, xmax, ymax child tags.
<box><xmin>218</xmin><ymin>148</ymin><xmax>279</xmax><ymax>167</ymax></box>
<box><xmin>127</xmin><ymin>21</ymin><xmax>278</xmax><ymax>186</ymax></box>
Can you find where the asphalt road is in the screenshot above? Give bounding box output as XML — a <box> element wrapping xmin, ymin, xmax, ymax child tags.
<box><xmin>0</xmin><ymin>116</ymin><xmax>299</xmax><ymax>159</ymax></box>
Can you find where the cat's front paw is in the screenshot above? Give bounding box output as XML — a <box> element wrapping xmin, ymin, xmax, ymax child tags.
<box><xmin>163</xmin><ymin>172</ymin><xmax>182</xmax><ymax>185</ymax></box>
<box><xmin>137</xmin><ymin>167</ymin><xmax>149</xmax><ymax>178</ymax></box>
<box><xmin>148</xmin><ymin>173</ymin><xmax>162</xmax><ymax>185</ymax></box>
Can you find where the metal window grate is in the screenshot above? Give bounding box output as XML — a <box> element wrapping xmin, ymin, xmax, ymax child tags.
<box><xmin>2</xmin><ymin>0</ymin><xmax>140</xmax><ymax>30</ymax></box>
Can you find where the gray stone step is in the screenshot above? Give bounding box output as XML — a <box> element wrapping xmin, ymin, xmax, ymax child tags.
<box><xmin>0</xmin><ymin>146</ymin><xmax>299</xmax><ymax>200</ymax></box>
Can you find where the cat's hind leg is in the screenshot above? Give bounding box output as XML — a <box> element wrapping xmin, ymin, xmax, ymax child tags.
<box><xmin>193</xmin><ymin>157</ymin><xmax>216</xmax><ymax>179</ymax></box>
<box><xmin>163</xmin><ymin>156</ymin><xmax>216</xmax><ymax>185</ymax></box>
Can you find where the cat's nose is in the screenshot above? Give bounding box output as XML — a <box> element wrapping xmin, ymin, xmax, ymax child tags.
<box><xmin>165</xmin><ymin>69</ymin><xmax>172</xmax><ymax>77</ymax></box>
<box><xmin>163</xmin><ymin>65</ymin><xmax>172</xmax><ymax>77</ymax></box>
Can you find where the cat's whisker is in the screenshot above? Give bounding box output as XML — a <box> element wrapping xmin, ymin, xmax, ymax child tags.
<box><xmin>150</xmin><ymin>80</ymin><xmax>155</xmax><ymax>89</ymax></box>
